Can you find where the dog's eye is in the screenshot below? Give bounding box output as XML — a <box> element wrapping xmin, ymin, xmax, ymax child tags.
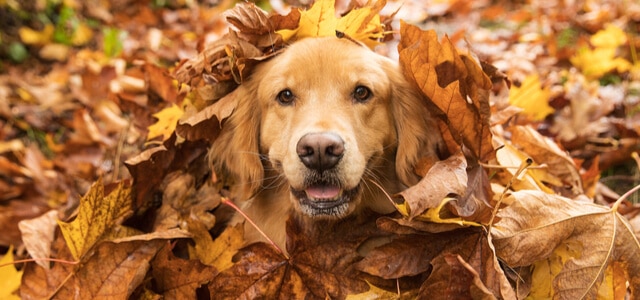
<box><xmin>353</xmin><ymin>85</ymin><xmax>372</xmax><ymax>102</ymax></box>
<box><xmin>277</xmin><ymin>89</ymin><xmax>295</xmax><ymax>105</ymax></box>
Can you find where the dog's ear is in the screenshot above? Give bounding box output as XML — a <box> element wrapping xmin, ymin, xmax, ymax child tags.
<box><xmin>208</xmin><ymin>84</ymin><xmax>263</xmax><ymax>200</ymax></box>
<box><xmin>386</xmin><ymin>60</ymin><xmax>443</xmax><ymax>187</ymax></box>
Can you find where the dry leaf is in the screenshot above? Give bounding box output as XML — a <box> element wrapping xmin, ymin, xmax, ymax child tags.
<box><xmin>398</xmin><ymin>22</ymin><xmax>494</xmax><ymax>162</ymax></box>
<box><xmin>508</xmin><ymin>74</ymin><xmax>554</xmax><ymax>121</ymax></box>
<box><xmin>18</xmin><ymin>210</ymin><xmax>59</xmax><ymax>269</ymax></box>
<box><xmin>491</xmin><ymin>190</ymin><xmax>640</xmax><ymax>299</ymax></box>
<box><xmin>57</xmin><ymin>178</ymin><xmax>133</xmax><ymax>260</ymax></box>
<box><xmin>398</xmin><ymin>151</ymin><xmax>468</xmax><ymax>219</ymax></box>
<box><xmin>151</xmin><ymin>242</ymin><xmax>217</xmax><ymax>299</ymax></box>
<box><xmin>147</xmin><ymin>104</ymin><xmax>184</xmax><ymax>141</ymax></box>
<box><xmin>0</xmin><ymin>246</ymin><xmax>22</xmax><ymax>300</ymax></box>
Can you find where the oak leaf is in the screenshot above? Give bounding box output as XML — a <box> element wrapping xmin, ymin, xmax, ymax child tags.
<box><xmin>398</xmin><ymin>22</ymin><xmax>494</xmax><ymax>162</ymax></box>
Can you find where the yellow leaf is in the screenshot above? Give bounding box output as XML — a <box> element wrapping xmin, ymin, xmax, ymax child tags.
<box><xmin>418</xmin><ymin>197</ymin><xmax>482</xmax><ymax>227</ymax></box>
<box><xmin>0</xmin><ymin>246</ymin><xmax>22</xmax><ymax>300</ymax></box>
<box><xmin>528</xmin><ymin>240</ymin><xmax>583</xmax><ymax>299</ymax></box>
<box><xmin>570</xmin><ymin>24</ymin><xmax>632</xmax><ymax>79</ymax></box>
<box><xmin>277</xmin><ymin>0</ymin><xmax>386</xmax><ymax>48</ymax></box>
<box><xmin>590</xmin><ymin>24</ymin><xmax>627</xmax><ymax>48</ymax></box>
<box><xmin>147</xmin><ymin>104</ymin><xmax>184</xmax><ymax>141</ymax></box>
<box><xmin>71</xmin><ymin>22</ymin><xmax>94</xmax><ymax>46</ymax></box>
<box><xmin>188</xmin><ymin>222</ymin><xmax>243</xmax><ymax>271</ymax></box>
<box><xmin>58</xmin><ymin>178</ymin><xmax>133</xmax><ymax>260</ymax></box>
<box><xmin>19</xmin><ymin>24</ymin><xmax>54</xmax><ymax>45</ymax></box>
<box><xmin>509</xmin><ymin>74</ymin><xmax>554</xmax><ymax>121</ymax></box>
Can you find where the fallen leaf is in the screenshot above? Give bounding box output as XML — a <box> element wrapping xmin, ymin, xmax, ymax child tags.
<box><xmin>508</xmin><ymin>74</ymin><xmax>554</xmax><ymax>121</ymax></box>
<box><xmin>570</xmin><ymin>24</ymin><xmax>632</xmax><ymax>79</ymax></box>
<box><xmin>398</xmin><ymin>151</ymin><xmax>468</xmax><ymax>219</ymax></box>
<box><xmin>491</xmin><ymin>190</ymin><xmax>640</xmax><ymax>299</ymax></box>
<box><xmin>57</xmin><ymin>178</ymin><xmax>133</xmax><ymax>260</ymax></box>
<box><xmin>209</xmin><ymin>213</ymin><xmax>387</xmax><ymax>298</ymax></box>
<box><xmin>53</xmin><ymin>240</ymin><xmax>164</xmax><ymax>299</ymax></box>
<box><xmin>0</xmin><ymin>246</ymin><xmax>22</xmax><ymax>300</ymax></box>
<box><xmin>18</xmin><ymin>210</ymin><xmax>59</xmax><ymax>269</ymax></box>
<box><xmin>151</xmin><ymin>242</ymin><xmax>217</xmax><ymax>299</ymax></box>
<box><xmin>147</xmin><ymin>104</ymin><xmax>184</xmax><ymax>141</ymax></box>
<box><xmin>510</xmin><ymin>125</ymin><xmax>583</xmax><ymax>197</ymax></box>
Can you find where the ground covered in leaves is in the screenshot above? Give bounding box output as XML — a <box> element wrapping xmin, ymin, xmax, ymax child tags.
<box><xmin>1</xmin><ymin>0</ymin><xmax>640</xmax><ymax>299</ymax></box>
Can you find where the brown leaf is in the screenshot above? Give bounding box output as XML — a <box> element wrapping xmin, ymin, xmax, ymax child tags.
<box><xmin>20</xmin><ymin>236</ymin><xmax>164</xmax><ymax>300</ymax></box>
<box><xmin>124</xmin><ymin>134</ymin><xmax>208</xmax><ymax>210</ymax></box>
<box><xmin>54</xmin><ymin>240</ymin><xmax>164</xmax><ymax>299</ymax></box>
<box><xmin>18</xmin><ymin>210</ymin><xmax>59</xmax><ymax>269</ymax></box>
<box><xmin>510</xmin><ymin>125</ymin><xmax>583</xmax><ymax>197</ymax></box>
<box><xmin>491</xmin><ymin>190</ymin><xmax>640</xmax><ymax>299</ymax></box>
<box><xmin>358</xmin><ymin>227</ymin><xmax>515</xmax><ymax>299</ymax></box>
<box><xmin>176</xmin><ymin>88</ymin><xmax>238</xmax><ymax>143</ymax></box>
<box><xmin>398</xmin><ymin>22</ymin><xmax>494</xmax><ymax>162</ymax></box>
<box><xmin>151</xmin><ymin>242</ymin><xmax>217</xmax><ymax>299</ymax></box>
<box><xmin>398</xmin><ymin>151</ymin><xmax>467</xmax><ymax>219</ymax></box>
<box><xmin>209</xmin><ymin>214</ymin><xmax>386</xmax><ymax>298</ymax></box>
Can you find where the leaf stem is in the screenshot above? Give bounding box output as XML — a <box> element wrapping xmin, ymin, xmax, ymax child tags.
<box><xmin>220</xmin><ymin>197</ymin><xmax>290</xmax><ymax>259</ymax></box>
<box><xmin>0</xmin><ymin>257</ymin><xmax>79</xmax><ymax>269</ymax></box>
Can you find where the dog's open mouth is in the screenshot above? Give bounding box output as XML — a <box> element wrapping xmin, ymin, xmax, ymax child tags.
<box><xmin>291</xmin><ymin>182</ymin><xmax>360</xmax><ymax>217</ymax></box>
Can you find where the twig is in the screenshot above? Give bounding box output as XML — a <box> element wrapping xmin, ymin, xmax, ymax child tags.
<box><xmin>487</xmin><ymin>158</ymin><xmax>533</xmax><ymax>233</ymax></box>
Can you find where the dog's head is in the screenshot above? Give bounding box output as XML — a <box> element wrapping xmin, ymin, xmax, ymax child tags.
<box><xmin>210</xmin><ymin>37</ymin><xmax>440</xmax><ymax>218</ymax></box>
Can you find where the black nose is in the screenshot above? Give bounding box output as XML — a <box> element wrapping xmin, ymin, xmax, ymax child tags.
<box><xmin>296</xmin><ymin>132</ymin><xmax>345</xmax><ymax>171</ymax></box>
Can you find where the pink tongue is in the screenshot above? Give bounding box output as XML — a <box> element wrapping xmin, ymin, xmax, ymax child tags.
<box><xmin>306</xmin><ymin>185</ymin><xmax>340</xmax><ymax>199</ymax></box>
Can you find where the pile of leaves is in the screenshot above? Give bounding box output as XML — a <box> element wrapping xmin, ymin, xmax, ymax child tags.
<box><xmin>2</xmin><ymin>0</ymin><xmax>640</xmax><ymax>298</ymax></box>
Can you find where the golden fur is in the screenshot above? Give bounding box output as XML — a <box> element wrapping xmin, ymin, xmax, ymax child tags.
<box><xmin>209</xmin><ymin>37</ymin><xmax>441</xmax><ymax>249</ymax></box>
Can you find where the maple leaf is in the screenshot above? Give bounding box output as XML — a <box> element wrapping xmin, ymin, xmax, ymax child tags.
<box><xmin>151</xmin><ymin>242</ymin><xmax>218</xmax><ymax>299</ymax></box>
<box><xmin>508</xmin><ymin>74</ymin><xmax>554</xmax><ymax>121</ymax></box>
<box><xmin>276</xmin><ymin>0</ymin><xmax>387</xmax><ymax>48</ymax></box>
<box><xmin>570</xmin><ymin>24</ymin><xmax>632</xmax><ymax>79</ymax></box>
<box><xmin>57</xmin><ymin>178</ymin><xmax>133</xmax><ymax>260</ymax></box>
<box><xmin>398</xmin><ymin>21</ymin><xmax>494</xmax><ymax>162</ymax></box>
<box><xmin>53</xmin><ymin>240</ymin><xmax>164</xmax><ymax>299</ymax></box>
<box><xmin>147</xmin><ymin>104</ymin><xmax>184</xmax><ymax>141</ymax></box>
<box><xmin>491</xmin><ymin>190</ymin><xmax>640</xmax><ymax>298</ymax></box>
<box><xmin>0</xmin><ymin>246</ymin><xmax>22</xmax><ymax>300</ymax></box>
<box><xmin>208</xmin><ymin>213</ymin><xmax>390</xmax><ymax>298</ymax></box>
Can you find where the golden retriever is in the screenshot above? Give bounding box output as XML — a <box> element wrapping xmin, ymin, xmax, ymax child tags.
<box><xmin>210</xmin><ymin>36</ymin><xmax>441</xmax><ymax>249</ymax></box>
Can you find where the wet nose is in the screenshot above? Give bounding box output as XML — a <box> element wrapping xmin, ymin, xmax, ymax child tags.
<box><xmin>296</xmin><ymin>132</ymin><xmax>345</xmax><ymax>171</ymax></box>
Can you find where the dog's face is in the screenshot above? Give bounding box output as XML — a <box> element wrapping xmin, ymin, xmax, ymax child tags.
<box><xmin>210</xmin><ymin>37</ymin><xmax>440</xmax><ymax>222</ymax></box>
<box><xmin>256</xmin><ymin>38</ymin><xmax>397</xmax><ymax>217</ymax></box>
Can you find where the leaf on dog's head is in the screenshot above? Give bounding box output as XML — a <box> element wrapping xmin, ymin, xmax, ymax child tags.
<box><xmin>277</xmin><ymin>0</ymin><xmax>388</xmax><ymax>48</ymax></box>
<box><xmin>398</xmin><ymin>21</ymin><xmax>494</xmax><ymax>162</ymax></box>
<box><xmin>176</xmin><ymin>88</ymin><xmax>238</xmax><ymax>143</ymax></box>
<box><xmin>174</xmin><ymin>2</ymin><xmax>290</xmax><ymax>87</ymax></box>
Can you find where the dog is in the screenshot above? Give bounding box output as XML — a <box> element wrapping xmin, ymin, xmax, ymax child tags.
<box><xmin>209</xmin><ymin>36</ymin><xmax>442</xmax><ymax>249</ymax></box>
